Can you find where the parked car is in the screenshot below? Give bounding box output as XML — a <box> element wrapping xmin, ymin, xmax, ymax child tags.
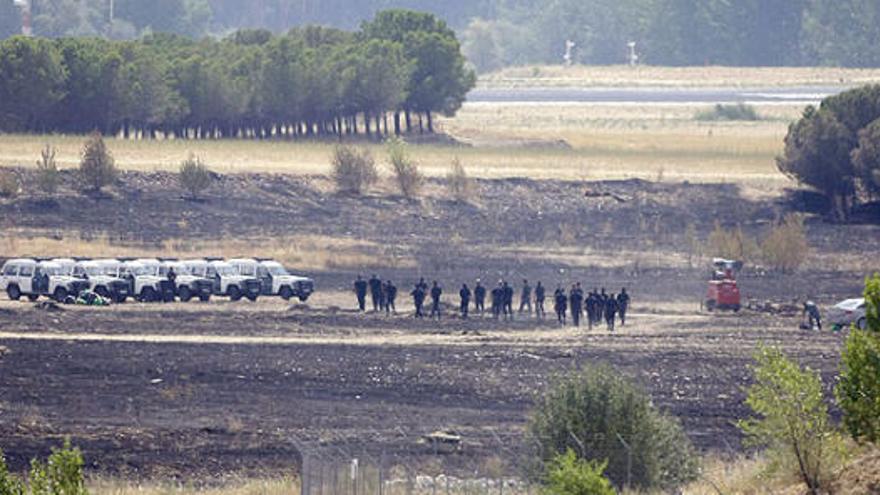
<box><xmin>828</xmin><ymin>298</ymin><xmax>867</xmax><ymax>330</ymax></box>
<box><xmin>74</xmin><ymin>259</ymin><xmax>131</xmax><ymax>303</ymax></box>
<box><xmin>122</xmin><ymin>259</ymin><xmax>175</xmax><ymax>302</ymax></box>
<box><xmin>257</xmin><ymin>260</ymin><xmax>314</xmax><ymax>301</ymax></box>
<box><xmin>207</xmin><ymin>260</ymin><xmax>261</xmax><ymax>301</ymax></box>
<box><xmin>1</xmin><ymin>258</ymin><xmax>43</xmax><ymax>301</ymax></box>
<box><xmin>162</xmin><ymin>261</ymin><xmax>214</xmax><ymax>302</ymax></box>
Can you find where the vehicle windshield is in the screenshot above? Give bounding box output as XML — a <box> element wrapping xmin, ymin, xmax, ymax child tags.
<box><xmin>216</xmin><ymin>265</ymin><xmax>237</xmax><ymax>276</ymax></box>
<box><xmin>40</xmin><ymin>265</ymin><xmax>64</xmax><ymax>276</ymax></box>
<box><xmin>83</xmin><ymin>266</ymin><xmax>104</xmax><ymax>277</ymax></box>
<box><xmin>237</xmin><ymin>264</ymin><xmax>257</xmax><ymax>277</ymax></box>
<box><xmin>188</xmin><ymin>265</ymin><xmax>207</xmax><ymax>277</ymax></box>
<box><xmin>165</xmin><ymin>265</ymin><xmax>188</xmax><ymax>276</ymax></box>
<box><xmin>103</xmin><ymin>266</ymin><xmax>122</xmax><ymax>277</ymax></box>
<box><xmin>265</xmin><ymin>264</ymin><xmax>288</xmax><ymax>276</ymax></box>
<box><xmin>130</xmin><ymin>265</ymin><xmax>158</xmax><ymax>276</ymax></box>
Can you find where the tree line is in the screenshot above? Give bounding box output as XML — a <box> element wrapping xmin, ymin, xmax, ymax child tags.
<box><xmin>0</xmin><ymin>9</ymin><xmax>475</xmax><ymax>139</ymax></box>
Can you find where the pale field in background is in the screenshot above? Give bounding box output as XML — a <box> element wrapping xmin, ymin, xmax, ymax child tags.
<box><xmin>0</xmin><ymin>101</ymin><xmax>798</xmax><ymax>186</ymax></box>
<box><xmin>481</xmin><ymin>64</ymin><xmax>880</xmax><ymax>88</ymax></box>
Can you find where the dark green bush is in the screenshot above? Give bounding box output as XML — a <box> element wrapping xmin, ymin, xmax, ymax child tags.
<box><xmin>527</xmin><ymin>366</ymin><xmax>698</xmax><ymax>491</ymax></box>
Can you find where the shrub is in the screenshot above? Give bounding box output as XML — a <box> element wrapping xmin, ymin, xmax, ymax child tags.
<box><xmin>0</xmin><ymin>441</ymin><xmax>85</xmax><ymax>495</ymax></box>
<box><xmin>332</xmin><ymin>145</ymin><xmax>377</xmax><ymax>195</ymax></box>
<box><xmin>0</xmin><ymin>448</ymin><xmax>25</xmax><ymax>495</ymax></box>
<box><xmin>178</xmin><ymin>154</ymin><xmax>214</xmax><ymax>200</ymax></box>
<box><xmin>706</xmin><ymin>221</ymin><xmax>759</xmax><ymax>262</ymax></box>
<box><xmin>696</xmin><ymin>103</ymin><xmax>760</xmax><ymax>121</ymax></box>
<box><xmin>527</xmin><ymin>366</ymin><xmax>698</xmax><ymax>491</ymax></box>
<box><xmin>837</xmin><ymin>274</ymin><xmax>880</xmax><ymax>444</ymax></box>
<box><xmin>761</xmin><ymin>214</ymin><xmax>809</xmax><ymax>273</ymax></box>
<box><xmin>387</xmin><ymin>137</ymin><xmax>422</xmax><ymax>198</ymax></box>
<box><xmin>447</xmin><ymin>157</ymin><xmax>474</xmax><ymax>202</ymax></box>
<box><xmin>78</xmin><ymin>131</ymin><xmax>117</xmax><ymax>193</ymax></box>
<box><xmin>0</xmin><ymin>170</ymin><xmax>19</xmax><ymax>199</ymax></box>
<box><xmin>738</xmin><ymin>345</ymin><xmax>846</xmax><ymax>495</ymax></box>
<box><xmin>542</xmin><ymin>449</ymin><xmax>615</xmax><ymax>495</ymax></box>
<box><xmin>35</xmin><ymin>145</ymin><xmax>60</xmax><ymax>196</ymax></box>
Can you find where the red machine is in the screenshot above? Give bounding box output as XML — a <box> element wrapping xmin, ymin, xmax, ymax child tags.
<box><xmin>705</xmin><ymin>258</ymin><xmax>742</xmax><ymax>312</ymax></box>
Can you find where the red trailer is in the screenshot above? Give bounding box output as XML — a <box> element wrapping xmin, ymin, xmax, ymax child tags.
<box><xmin>706</xmin><ymin>259</ymin><xmax>742</xmax><ymax>312</ymax></box>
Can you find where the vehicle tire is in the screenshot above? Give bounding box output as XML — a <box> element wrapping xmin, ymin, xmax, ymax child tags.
<box><xmin>140</xmin><ymin>287</ymin><xmax>157</xmax><ymax>303</ymax></box>
<box><xmin>54</xmin><ymin>287</ymin><xmax>68</xmax><ymax>303</ymax></box>
<box><xmin>298</xmin><ymin>295</ymin><xmax>310</xmax><ymax>302</ymax></box>
<box><xmin>245</xmin><ymin>292</ymin><xmax>258</xmax><ymax>302</ymax></box>
<box><xmin>95</xmin><ymin>286</ymin><xmax>111</xmax><ymax>300</ymax></box>
<box><xmin>198</xmin><ymin>293</ymin><xmax>211</xmax><ymax>302</ymax></box>
<box><xmin>6</xmin><ymin>285</ymin><xmax>21</xmax><ymax>301</ymax></box>
<box><xmin>26</xmin><ymin>293</ymin><xmax>39</xmax><ymax>301</ymax></box>
<box><xmin>705</xmin><ymin>299</ymin><xmax>716</xmax><ymax>312</ymax></box>
<box><xmin>114</xmin><ymin>293</ymin><xmax>127</xmax><ymax>304</ymax></box>
<box><xmin>857</xmin><ymin>317</ymin><xmax>867</xmax><ymax>330</ymax></box>
<box><xmin>733</xmin><ymin>304</ymin><xmax>741</xmax><ymax>313</ymax></box>
<box><xmin>178</xmin><ymin>286</ymin><xmax>192</xmax><ymax>302</ymax></box>
<box><xmin>280</xmin><ymin>286</ymin><xmax>293</xmax><ymax>301</ymax></box>
<box><xmin>162</xmin><ymin>290</ymin><xmax>175</xmax><ymax>303</ymax></box>
<box><xmin>228</xmin><ymin>286</ymin><xmax>242</xmax><ymax>301</ymax></box>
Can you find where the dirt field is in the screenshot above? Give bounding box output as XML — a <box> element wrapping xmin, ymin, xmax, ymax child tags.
<box><xmin>0</xmin><ymin>162</ymin><xmax>876</xmax><ymax>482</ymax></box>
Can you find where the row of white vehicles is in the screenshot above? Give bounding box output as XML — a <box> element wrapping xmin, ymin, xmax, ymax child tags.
<box><xmin>0</xmin><ymin>257</ymin><xmax>314</xmax><ymax>304</ymax></box>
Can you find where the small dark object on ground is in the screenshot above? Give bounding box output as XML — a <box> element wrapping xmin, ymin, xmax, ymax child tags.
<box><xmin>33</xmin><ymin>301</ymin><xmax>64</xmax><ymax>312</ymax></box>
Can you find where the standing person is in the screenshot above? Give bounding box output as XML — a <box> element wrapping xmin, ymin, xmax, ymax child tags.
<box><xmin>384</xmin><ymin>280</ymin><xmax>397</xmax><ymax>315</ymax></box>
<box><xmin>534</xmin><ymin>281</ymin><xmax>546</xmax><ymax>319</ymax></box>
<box><xmin>605</xmin><ymin>293</ymin><xmax>619</xmax><ymax>331</ymax></box>
<box><xmin>617</xmin><ymin>288</ymin><xmax>630</xmax><ymax>326</ymax></box>
<box><xmin>418</xmin><ymin>277</ymin><xmax>428</xmax><ymax>291</ymax></box>
<box><xmin>459</xmin><ymin>283</ymin><xmax>471</xmax><ymax>319</ymax></box>
<box><xmin>354</xmin><ymin>275</ymin><xmax>368</xmax><ymax>312</ymax></box>
<box><xmin>519</xmin><ymin>279</ymin><xmax>532</xmax><ymax>315</ymax></box>
<box><xmin>369</xmin><ymin>274</ymin><xmax>383</xmax><ymax>312</ymax></box>
<box><xmin>570</xmin><ymin>283</ymin><xmax>583</xmax><ymax>327</ymax></box>
<box><xmin>803</xmin><ymin>301</ymin><xmax>822</xmax><ymax>330</ymax></box>
<box><xmin>411</xmin><ymin>283</ymin><xmax>426</xmax><ymax>318</ymax></box>
<box><xmin>167</xmin><ymin>266</ymin><xmax>177</xmax><ymax>295</ymax></box>
<box><xmin>598</xmin><ymin>288</ymin><xmax>608</xmax><ymax>322</ymax></box>
<box><xmin>430</xmin><ymin>281</ymin><xmax>443</xmax><ymax>320</ymax></box>
<box><xmin>554</xmin><ymin>286</ymin><xmax>568</xmax><ymax>325</ymax></box>
<box><xmin>585</xmin><ymin>291</ymin><xmax>595</xmax><ymax>330</ymax></box>
<box><xmin>503</xmin><ymin>281</ymin><xmax>514</xmax><ymax>321</ymax></box>
<box><xmin>491</xmin><ymin>282</ymin><xmax>504</xmax><ymax>320</ymax></box>
<box><xmin>474</xmin><ymin>279</ymin><xmax>486</xmax><ymax>315</ymax></box>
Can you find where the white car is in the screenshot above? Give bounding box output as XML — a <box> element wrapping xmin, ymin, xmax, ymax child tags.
<box><xmin>1</xmin><ymin>259</ymin><xmax>43</xmax><ymax>301</ymax></box>
<box><xmin>38</xmin><ymin>261</ymin><xmax>91</xmax><ymax>302</ymax></box>
<box><xmin>207</xmin><ymin>260</ymin><xmax>261</xmax><ymax>301</ymax></box>
<box><xmin>74</xmin><ymin>259</ymin><xmax>132</xmax><ymax>303</ymax></box>
<box><xmin>828</xmin><ymin>298</ymin><xmax>867</xmax><ymax>330</ymax></box>
<box><xmin>257</xmin><ymin>260</ymin><xmax>314</xmax><ymax>301</ymax></box>
<box><xmin>163</xmin><ymin>261</ymin><xmax>213</xmax><ymax>302</ymax></box>
<box><xmin>123</xmin><ymin>259</ymin><xmax>175</xmax><ymax>302</ymax></box>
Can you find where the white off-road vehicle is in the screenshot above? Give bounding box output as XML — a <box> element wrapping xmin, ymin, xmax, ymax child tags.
<box><xmin>39</xmin><ymin>261</ymin><xmax>91</xmax><ymax>302</ymax></box>
<box><xmin>1</xmin><ymin>259</ymin><xmax>42</xmax><ymax>301</ymax></box>
<box><xmin>163</xmin><ymin>260</ymin><xmax>213</xmax><ymax>302</ymax></box>
<box><xmin>206</xmin><ymin>260</ymin><xmax>261</xmax><ymax>301</ymax></box>
<box><xmin>123</xmin><ymin>259</ymin><xmax>175</xmax><ymax>303</ymax></box>
<box><xmin>74</xmin><ymin>259</ymin><xmax>132</xmax><ymax>303</ymax></box>
<box><xmin>254</xmin><ymin>260</ymin><xmax>314</xmax><ymax>301</ymax></box>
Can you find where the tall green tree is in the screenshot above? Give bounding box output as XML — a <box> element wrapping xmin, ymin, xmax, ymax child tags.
<box><xmin>0</xmin><ymin>36</ymin><xmax>67</xmax><ymax>132</ymax></box>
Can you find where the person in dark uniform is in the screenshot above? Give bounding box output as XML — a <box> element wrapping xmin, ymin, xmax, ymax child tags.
<box><xmin>491</xmin><ymin>282</ymin><xmax>504</xmax><ymax>320</ymax></box>
<box><xmin>534</xmin><ymin>281</ymin><xmax>546</xmax><ymax>319</ymax></box>
<box><xmin>369</xmin><ymin>274</ymin><xmax>383</xmax><ymax>312</ymax></box>
<box><xmin>519</xmin><ymin>279</ymin><xmax>532</xmax><ymax>315</ymax></box>
<box><xmin>384</xmin><ymin>280</ymin><xmax>397</xmax><ymax>315</ymax></box>
<box><xmin>554</xmin><ymin>286</ymin><xmax>568</xmax><ymax>325</ymax></box>
<box><xmin>459</xmin><ymin>283</ymin><xmax>471</xmax><ymax>319</ymax></box>
<box><xmin>167</xmin><ymin>266</ymin><xmax>177</xmax><ymax>290</ymax></box>
<box><xmin>430</xmin><ymin>281</ymin><xmax>443</xmax><ymax>320</ymax></box>
<box><xmin>503</xmin><ymin>281</ymin><xmax>514</xmax><ymax>321</ymax></box>
<box><xmin>474</xmin><ymin>279</ymin><xmax>486</xmax><ymax>315</ymax></box>
<box><xmin>803</xmin><ymin>301</ymin><xmax>822</xmax><ymax>330</ymax></box>
<box><xmin>585</xmin><ymin>291</ymin><xmax>596</xmax><ymax>330</ymax></box>
<box><xmin>418</xmin><ymin>277</ymin><xmax>428</xmax><ymax>291</ymax></box>
<box><xmin>598</xmin><ymin>288</ymin><xmax>608</xmax><ymax>322</ymax></box>
<box><xmin>354</xmin><ymin>275</ymin><xmax>368</xmax><ymax>312</ymax></box>
<box><xmin>617</xmin><ymin>288</ymin><xmax>630</xmax><ymax>326</ymax></box>
<box><xmin>605</xmin><ymin>294</ymin><xmax>619</xmax><ymax>331</ymax></box>
<box><xmin>570</xmin><ymin>283</ymin><xmax>583</xmax><ymax>327</ymax></box>
<box><xmin>411</xmin><ymin>283</ymin><xmax>425</xmax><ymax>318</ymax></box>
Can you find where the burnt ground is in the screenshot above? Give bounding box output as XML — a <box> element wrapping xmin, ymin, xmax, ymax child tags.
<box><xmin>0</xmin><ymin>168</ymin><xmax>876</xmax><ymax>480</ymax></box>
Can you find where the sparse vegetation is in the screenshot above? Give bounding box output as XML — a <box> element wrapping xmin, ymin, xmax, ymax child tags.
<box><xmin>178</xmin><ymin>154</ymin><xmax>214</xmax><ymax>200</ymax></box>
<box><xmin>387</xmin><ymin>137</ymin><xmax>423</xmax><ymax>198</ymax></box>
<box><xmin>761</xmin><ymin>214</ymin><xmax>809</xmax><ymax>273</ymax></box>
<box><xmin>738</xmin><ymin>345</ymin><xmax>847</xmax><ymax>495</ymax></box>
<box><xmin>332</xmin><ymin>145</ymin><xmax>378</xmax><ymax>195</ymax></box>
<box><xmin>446</xmin><ymin>157</ymin><xmax>474</xmax><ymax>202</ymax></box>
<box><xmin>696</xmin><ymin>103</ymin><xmax>760</xmax><ymax>121</ymax></box>
<box><xmin>0</xmin><ymin>169</ymin><xmax>19</xmax><ymax>198</ymax></box>
<box><xmin>36</xmin><ymin>145</ymin><xmax>60</xmax><ymax>195</ymax></box>
<box><xmin>78</xmin><ymin>132</ymin><xmax>117</xmax><ymax>194</ymax></box>
<box><xmin>706</xmin><ymin>221</ymin><xmax>759</xmax><ymax>262</ymax></box>
<box><xmin>837</xmin><ymin>274</ymin><xmax>880</xmax><ymax>444</ymax></box>
<box><xmin>542</xmin><ymin>449</ymin><xmax>615</xmax><ymax>495</ymax></box>
<box><xmin>0</xmin><ymin>440</ymin><xmax>87</xmax><ymax>495</ymax></box>
<box><xmin>527</xmin><ymin>366</ymin><xmax>698</xmax><ymax>491</ymax></box>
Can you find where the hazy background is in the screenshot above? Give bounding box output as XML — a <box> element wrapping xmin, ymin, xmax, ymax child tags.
<box><xmin>2</xmin><ymin>0</ymin><xmax>879</xmax><ymax>70</ymax></box>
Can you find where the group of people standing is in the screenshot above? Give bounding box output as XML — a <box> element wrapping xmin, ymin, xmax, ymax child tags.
<box><xmin>354</xmin><ymin>275</ymin><xmax>631</xmax><ymax>330</ymax></box>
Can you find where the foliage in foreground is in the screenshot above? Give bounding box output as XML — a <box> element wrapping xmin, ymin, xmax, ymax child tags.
<box><xmin>527</xmin><ymin>366</ymin><xmax>698</xmax><ymax>491</ymax></box>
<box><xmin>542</xmin><ymin>449</ymin><xmax>614</xmax><ymax>495</ymax></box>
<box><xmin>837</xmin><ymin>274</ymin><xmax>880</xmax><ymax>444</ymax></box>
<box><xmin>738</xmin><ymin>345</ymin><xmax>846</xmax><ymax>495</ymax></box>
<box><xmin>0</xmin><ymin>440</ymin><xmax>87</xmax><ymax>495</ymax></box>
